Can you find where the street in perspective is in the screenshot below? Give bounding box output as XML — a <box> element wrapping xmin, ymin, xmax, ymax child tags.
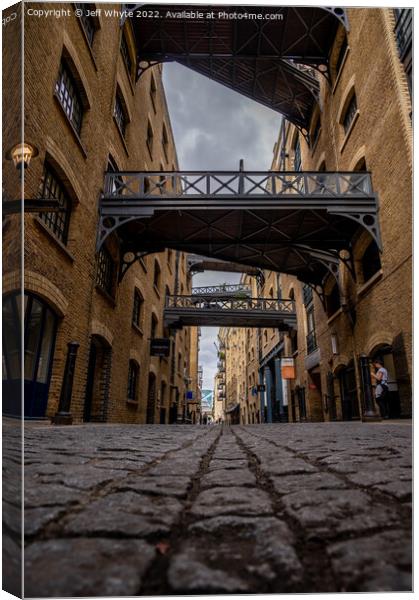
<box><xmin>2</xmin><ymin>2</ymin><xmax>412</xmax><ymax>597</ymax></box>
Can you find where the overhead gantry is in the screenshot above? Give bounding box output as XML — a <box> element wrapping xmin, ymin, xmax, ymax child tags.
<box><xmin>164</xmin><ymin>294</ymin><xmax>297</xmax><ymax>329</ymax></box>
<box><xmin>125</xmin><ymin>5</ymin><xmax>349</xmax><ymax>138</ymax></box>
<box><xmin>98</xmin><ymin>169</ymin><xmax>381</xmax><ymax>300</ymax></box>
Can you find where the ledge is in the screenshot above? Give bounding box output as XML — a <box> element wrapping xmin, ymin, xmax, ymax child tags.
<box><xmin>153</xmin><ymin>284</ymin><xmax>161</xmax><ymax>298</ymax></box>
<box><xmin>132</xmin><ymin>323</ymin><xmax>144</xmax><ymax>336</ymax></box>
<box><xmin>139</xmin><ymin>258</ymin><xmax>147</xmax><ymax>273</ymax></box>
<box><xmin>126</xmin><ymin>399</ymin><xmax>139</xmax><ymax>407</ymax></box>
<box><xmin>339</xmin><ymin>110</ymin><xmax>360</xmax><ymax>154</ymax></box>
<box><xmin>34</xmin><ymin>217</ymin><xmax>75</xmax><ymax>263</ymax></box>
<box><xmin>356</xmin><ymin>269</ymin><xmax>383</xmax><ymax>298</ymax></box>
<box><xmin>53</xmin><ymin>94</ymin><xmax>88</xmax><ymax>158</ymax></box>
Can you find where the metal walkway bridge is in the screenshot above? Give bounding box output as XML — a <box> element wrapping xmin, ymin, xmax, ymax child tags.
<box><xmin>126</xmin><ymin>6</ymin><xmax>348</xmax><ymax>136</ymax></box>
<box><xmin>98</xmin><ymin>170</ymin><xmax>380</xmax><ymax>289</ymax></box>
<box><xmin>164</xmin><ymin>294</ymin><xmax>296</xmax><ymax>329</ymax></box>
<box><xmin>191</xmin><ymin>284</ymin><xmax>251</xmax><ymax>298</ymax></box>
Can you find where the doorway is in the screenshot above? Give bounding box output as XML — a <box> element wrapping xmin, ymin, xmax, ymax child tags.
<box><xmin>147</xmin><ymin>372</ymin><xmax>156</xmax><ymax>423</ymax></box>
<box><xmin>338</xmin><ymin>360</ymin><xmax>360</xmax><ymax>421</ymax></box>
<box><xmin>83</xmin><ymin>335</ymin><xmax>112</xmax><ymax>422</ymax></box>
<box><xmin>3</xmin><ymin>293</ymin><xmax>58</xmax><ymax>419</ymax></box>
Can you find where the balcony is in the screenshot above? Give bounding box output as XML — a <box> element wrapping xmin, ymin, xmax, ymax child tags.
<box><xmin>192</xmin><ymin>284</ymin><xmax>251</xmax><ymax>298</ymax></box>
<box><xmin>100</xmin><ymin>169</ymin><xmax>380</xmax><ymax>287</ymax></box>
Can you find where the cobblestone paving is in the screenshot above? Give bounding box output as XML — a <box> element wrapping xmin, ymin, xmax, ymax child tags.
<box><xmin>11</xmin><ymin>422</ymin><xmax>412</xmax><ymax>595</ymax></box>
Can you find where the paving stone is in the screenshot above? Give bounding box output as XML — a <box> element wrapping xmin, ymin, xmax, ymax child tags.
<box><xmin>327</xmin><ymin>530</ymin><xmax>412</xmax><ymax>591</ymax></box>
<box><xmin>24</xmin><ymin>506</ymin><xmax>66</xmax><ymax>537</ymax></box>
<box><xmin>208</xmin><ymin>459</ymin><xmax>249</xmax><ymax>471</ymax></box>
<box><xmin>24</xmin><ymin>483</ymin><xmax>85</xmax><ymax>507</ymax></box>
<box><xmin>25</xmin><ymin>538</ymin><xmax>155</xmax><ymax>597</ymax></box>
<box><xmin>372</xmin><ymin>480</ymin><xmax>412</xmax><ymax>501</ymax></box>
<box><xmin>191</xmin><ymin>486</ymin><xmax>273</xmax><ymax>517</ymax></box>
<box><xmin>38</xmin><ymin>465</ymin><xmax>130</xmax><ymax>490</ymax></box>
<box><xmin>261</xmin><ymin>458</ymin><xmax>318</xmax><ymax>476</ymax></box>
<box><xmin>116</xmin><ymin>475</ymin><xmax>192</xmax><ymax>498</ymax></box>
<box><xmin>281</xmin><ymin>489</ymin><xmax>402</xmax><ymax>538</ymax></box>
<box><xmin>168</xmin><ymin>554</ymin><xmax>250</xmax><ymax>593</ymax></box>
<box><xmin>271</xmin><ymin>472</ymin><xmax>348</xmax><ymax>495</ymax></box>
<box><xmin>146</xmin><ymin>459</ymin><xmax>201</xmax><ymax>476</ymax></box>
<box><xmin>201</xmin><ymin>468</ymin><xmax>256</xmax><ymax>488</ymax></box>
<box><xmin>63</xmin><ymin>491</ymin><xmax>183</xmax><ymax>537</ymax></box>
<box><xmin>189</xmin><ymin>515</ymin><xmax>303</xmax><ymax>586</ymax></box>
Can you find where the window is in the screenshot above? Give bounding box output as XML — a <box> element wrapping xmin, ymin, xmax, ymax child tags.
<box><xmin>342</xmin><ymin>93</ymin><xmax>358</xmax><ymax>134</ymax></box>
<box><xmin>394</xmin><ymin>9</ymin><xmax>412</xmax><ymax>94</ymax></box>
<box><xmin>361</xmin><ymin>241</ymin><xmax>382</xmax><ymax>283</ymax></box>
<box><xmin>150</xmin><ymin>314</ymin><xmax>158</xmax><ymax>339</ymax></box>
<box><xmin>334</xmin><ymin>36</ymin><xmax>348</xmax><ymax>77</ymax></box>
<box><xmin>132</xmin><ymin>290</ymin><xmax>143</xmax><ymax>327</ymax></box>
<box><xmin>55</xmin><ymin>60</ymin><xmax>83</xmax><ymax>134</ymax></box>
<box><xmin>311</xmin><ymin>116</ymin><xmax>321</xmax><ymax>148</ymax></box>
<box><xmin>306</xmin><ymin>308</ymin><xmax>317</xmax><ymax>353</ymax></box>
<box><xmin>96</xmin><ymin>246</ymin><xmax>114</xmax><ymax>295</ymax></box>
<box><xmin>153</xmin><ymin>260</ymin><xmax>161</xmax><ymax>290</ymax></box>
<box><xmin>162</xmin><ymin>123</ymin><xmax>169</xmax><ymax>162</ymax></box>
<box><xmin>293</xmin><ymin>137</ymin><xmax>302</xmax><ymax>171</ymax></box>
<box><xmin>302</xmin><ymin>284</ymin><xmax>313</xmax><ymax>306</ymax></box>
<box><xmin>147</xmin><ymin>121</ymin><xmax>154</xmax><ymax>157</ymax></box>
<box><xmin>114</xmin><ymin>91</ymin><xmax>127</xmax><ymax>137</ymax></box>
<box><xmin>120</xmin><ymin>31</ymin><xmax>133</xmax><ymax>78</ymax></box>
<box><xmin>150</xmin><ymin>75</ymin><xmax>157</xmax><ymax>112</ymax></box>
<box><xmin>74</xmin><ymin>3</ymin><xmax>98</xmax><ymax>46</ymax></box>
<box><xmin>127</xmin><ymin>361</ymin><xmax>139</xmax><ymax>401</ymax></box>
<box><xmin>39</xmin><ymin>165</ymin><xmax>72</xmax><ymax>244</ymax></box>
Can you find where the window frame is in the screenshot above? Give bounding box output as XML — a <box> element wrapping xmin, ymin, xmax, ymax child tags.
<box><xmin>96</xmin><ymin>245</ymin><xmax>115</xmax><ymax>297</ymax></box>
<box><xmin>127</xmin><ymin>360</ymin><xmax>139</xmax><ymax>402</ymax></box>
<box><xmin>55</xmin><ymin>59</ymin><xmax>84</xmax><ymax>135</ymax></box>
<box><xmin>39</xmin><ymin>164</ymin><xmax>72</xmax><ymax>245</ymax></box>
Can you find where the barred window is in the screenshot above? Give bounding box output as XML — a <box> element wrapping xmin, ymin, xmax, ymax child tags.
<box><xmin>132</xmin><ymin>290</ymin><xmax>143</xmax><ymax>327</ymax></box>
<box><xmin>153</xmin><ymin>259</ymin><xmax>161</xmax><ymax>289</ymax></box>
<box><xmin>342</xmin><ymin>93</ymin><xmax>358</xmax><ymax>134</ymax></box>
<box><xmin>150</xmin><ymin>75</ymin><xmax>157</xmax><ymax>111</ymax></box>
<box><xmin>55</xmin><ymin>61</ymin><xmax>83</xmax><ymax>134</ymax></box>
<box><xmin>114</xmin><ymin>93</ymin><xmax>127</xmax><ymax>137</ymax></box>
<box><xmin>74</xmin><ymin>3</ymin><xmax>97</xmax><ymax>46</ymax></box>
<box><xmin>162</xmin><ymin>123</ymin><xmax>169</xmax><ymax>162</ymax></box>
<box><xmin>120</xmin><ymin>32</ymin><xmax>132</xmax><ymax>77</ymax></box>
<box><xmin>127</xmin><ymin>361</ymin><xmax>139</xmax><ymax>401</ymax></box>
<box><xmin>96</xmin><ymin>246</ymin><xmax>114</xmax><ymax>295</ymax></box>
<box><xmin>147</xmin><ymin>121</ymin><xmax>154</xmax><ymax>157</ymax></box>
<box><xmin>39</xmin><ymin>166</ymin><xmax>72</xmax><ymax>244</ymax></box>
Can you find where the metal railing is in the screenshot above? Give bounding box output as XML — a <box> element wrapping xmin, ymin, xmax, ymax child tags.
<box><xmin>306</xmin><ymin>330</ymin><xmax>318</xmax><ymax>355</ymax></box>
<box><xmin>192</xmin><ymin>284</ymin><xmax>251</xmax><ymax>297</ymax></box>
<box><xmin>103</xmin><ymin>170</ymin><xmax>374</xmax><ymax>201</ymax></box>
<box><xmin>166</xmin><ymin>295</ymin><xmax>296</xmax><ymax>314</ymax></box>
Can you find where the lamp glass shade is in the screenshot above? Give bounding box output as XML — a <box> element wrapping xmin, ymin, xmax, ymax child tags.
<box><xmin>11</xmin><ymin>143</ymin><xmax>35</xmax><ymax>169</ymax></box>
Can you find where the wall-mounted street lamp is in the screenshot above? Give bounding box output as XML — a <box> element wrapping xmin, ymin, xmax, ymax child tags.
<box><xmin>6</xmin><ymin>142</ymin><xmax>39</xmax><ymax>170</ymax></box>
<box><xmin>4</xmin><ymin>142</ymin><xmax>60</xmax><ymax>215</ymax></box>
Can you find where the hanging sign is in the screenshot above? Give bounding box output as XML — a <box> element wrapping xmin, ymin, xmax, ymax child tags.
<box><xmin>150</xmin><ymin>338</ymin><xmax>171</xmax><ymax>357</ymax></box>
<box><xmin>281</xmin><ymin>357</ymin><xmax>296</xmax><ymax>380</ymax></box>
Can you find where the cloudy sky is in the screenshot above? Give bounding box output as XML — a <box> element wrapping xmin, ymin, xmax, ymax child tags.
<box><xmin>163</xmin><ymin>63</ymin><xmax>282</xmax><ymax>389</ymax></box>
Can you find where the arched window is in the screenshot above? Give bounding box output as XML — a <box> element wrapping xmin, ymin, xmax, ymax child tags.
<box><xmin>114</xmin><ymin>87</ymin><xmax>129</xmax><ymax>138</ymax></box>
<box><xmin>361</xmin><ymin>240</ymin><xmax>382</xmax><ymax>282</ymax></box>
<box><xmin>39</xmin><ymin>164</ymin><xmax>72</xmax><ymax>244</ymax></box>
<box><xmin>132</xmin><ymin>289</ymin><xmax>143</xmax><ymax>328</ymax></box>
<box><xmin>127</xmin><ymin>360</ymin><xmax>139</xmax><ymax>402</ymax></box>
<box><xmin>341</xmin><ymin>90</ymin><xmax>358</xmax><ymax>134</ymax></box>
<box><xmin>153</xmin><ymin>260</ymin><xmax>161</xmax><ymax>290</ymax></box>
<box><xmin>150</xmin><ymin>313</ymin><xmax>158</xmax><ymax>339</ymax></box>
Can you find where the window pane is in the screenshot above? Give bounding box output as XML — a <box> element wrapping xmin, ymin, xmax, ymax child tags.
<box><xmin>36</xmin><ymin>308</ymin><xmax>57</xmax><ymax>383</ymax></box>
<box><xmin>24</xmin><ymin>298</ymin><xmax>43</xmax><ymax>381</ymax></box>
<box><xmin>55</xmin><ymin>61</ymin><xmax>83</xmax><ymax>133</ymax></box>
<box><xmin>39</xmin><ymin>166</ymin><xmax>71</xmax><ymax>244</ymax></box>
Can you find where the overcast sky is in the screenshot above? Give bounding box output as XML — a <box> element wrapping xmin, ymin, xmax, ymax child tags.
<box><xmin>163</xmin><ymin>62</ymin><xmax>282</xmax><ymax>389</ymax></box>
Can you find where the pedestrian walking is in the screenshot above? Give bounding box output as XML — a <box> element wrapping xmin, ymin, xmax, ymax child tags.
<box><xmin>371</xmin><ymin>358</ymin><xmax>390</xmax><ymax>418</ymax></box>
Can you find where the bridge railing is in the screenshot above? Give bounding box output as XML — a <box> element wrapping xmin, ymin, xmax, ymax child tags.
<box><xmin>103</xmin><ymin>171</ymin><xmax>373</xmax><ymax>200</ymax></box>
<box><xmin>165</xmin><ymin>294</ymin><xmax>296</xmax><ymax>313</ymax></box>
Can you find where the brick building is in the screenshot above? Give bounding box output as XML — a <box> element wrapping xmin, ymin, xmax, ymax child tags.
<box><xmin>3</xmin><ymin>3</ymin><xmax>193</xmax><ymax>423</ymax></box>
<box><xmin>215</xmin><ymin>8</ymin><xmax>412</xmax><ymax>424</ymax></box>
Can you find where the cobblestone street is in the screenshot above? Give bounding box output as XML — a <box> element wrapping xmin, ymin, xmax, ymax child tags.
<box><xmin>7</xmin><ymin>421</ymin><xmax>413</xmax><ymax>595</ymax></box>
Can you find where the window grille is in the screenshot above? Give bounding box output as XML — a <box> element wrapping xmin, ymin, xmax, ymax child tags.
<box><xmin>96</xmin><ymin>247</ymin><xmax>114</xmax><ymax>295</ymax></box>
<box><xmin>342</xmin><ymin>94</ymin><xmax>358</xmax><ymax>134</ymax></box>
<box><xmin>127</xmin><ymin>361</ymin><xmax>139</xmax><ymax>401</ymax></box>
<box><xmin>55</xmin><ymin>61</ymin><xmax>83</xmax><ymax>133</ymax></box>
<box><xmin>74</xmin><ymin>3</ymin><xmax>97</xmax><ymax>46</ymax></box>
<box><xmin>39</xmin><ymin>166</ymin><xmax>71</xmax><ymax>244</ymax></box>
<box><xmin>114</xmin><ymin>93</ymin><xmax>127</xmax><ymax>136</ymax></box>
